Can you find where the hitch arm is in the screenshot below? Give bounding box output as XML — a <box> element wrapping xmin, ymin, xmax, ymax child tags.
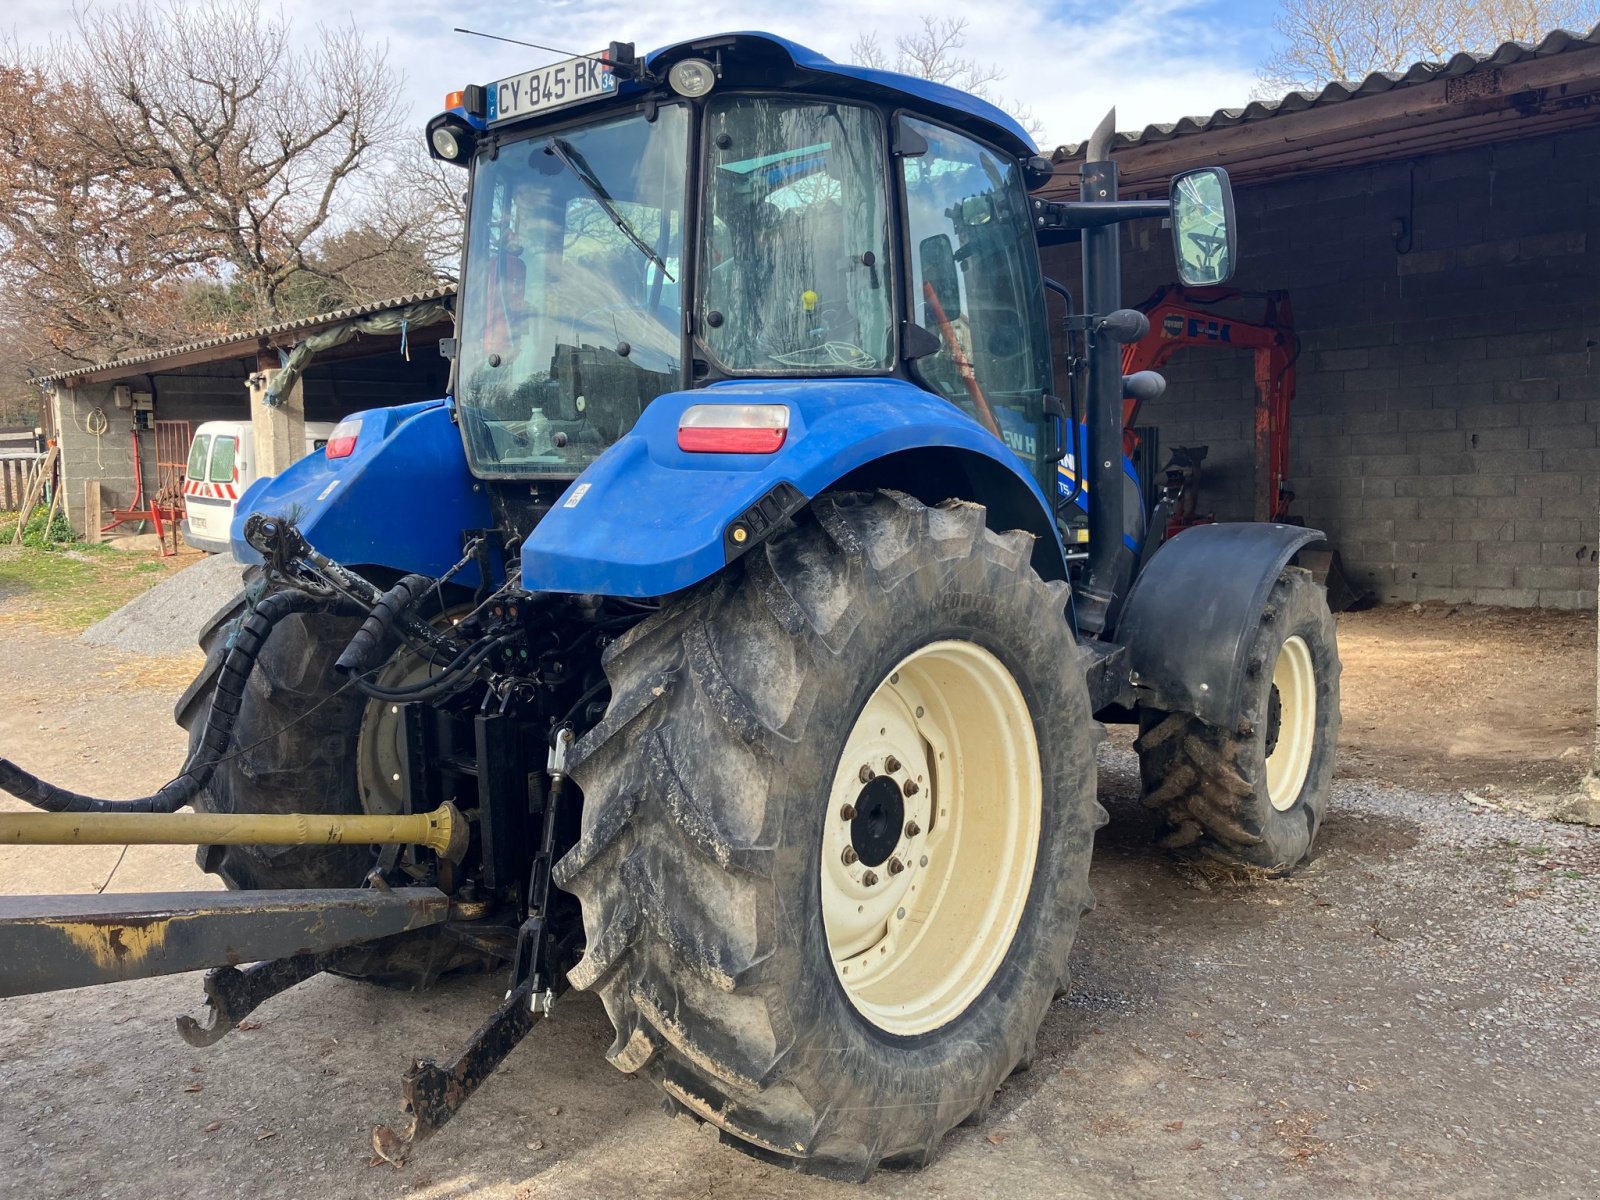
<box><xmin>371</xmin><ymin>976</ymin><xmax>554</xmax><ymax>1166</ymax></box>
<box><xmin>176</xmin><ymin>951</ymin><xmax>334</xmax><ymax>1047</ymax></box>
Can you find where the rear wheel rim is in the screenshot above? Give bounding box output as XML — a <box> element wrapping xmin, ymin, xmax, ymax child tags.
<box><xmin>821</xmin><ymin>640</ymin><xmax>1042</xmax><ymax>1037</ymax></box>
<box><xmin>1265</xmin><ymin>635</ymin><xmax>1316</xmax><ymax>812</ymax></box>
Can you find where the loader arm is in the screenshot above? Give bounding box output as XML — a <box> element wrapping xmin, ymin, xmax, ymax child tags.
<box><xmin>1120</xmin><ymin>285</ymin><xmax>1298</xmax><ymax>522</ymax></box>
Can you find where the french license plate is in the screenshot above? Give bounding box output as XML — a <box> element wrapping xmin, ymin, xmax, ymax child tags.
<box><xmin>487</xmin><ymin>53</ymin><xmax>616</xmax><ymax>124</ymax></box>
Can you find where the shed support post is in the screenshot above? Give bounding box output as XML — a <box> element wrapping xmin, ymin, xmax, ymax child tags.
<box><xmin>84</xmin><ymin>480</ymin><xmax>102</xmax><ymax>544</ymax></box>
<box><xmin>249</xmin><ymin>352</ymin><xmax>306</xmax><ymax>480</ymax></box>
<box><xmin>1575</xmin><ymin>543</ymin><xmax>1600</xmax><ymax>824</ymax></box>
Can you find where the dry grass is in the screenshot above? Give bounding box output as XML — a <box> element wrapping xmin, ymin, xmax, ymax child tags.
<box><xmin>0</xmin><ymin>545</ymin><xmax>185</xmax><ymax>634</ymax></box>
<box><xmin>1171</xmin><ymin>854</ymin><xmax>1283</xmax><ymax>892</ymax></box>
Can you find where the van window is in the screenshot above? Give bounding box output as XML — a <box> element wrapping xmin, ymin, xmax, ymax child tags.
<box><xmin>186</xmin><ymin>435</ymin><xmax>212</xmax><ymax>481</ymax></box>
<box><xmin>208</xmin><ymin>436</ymin><xmax>237</xmax><ymax>483</ymax></box>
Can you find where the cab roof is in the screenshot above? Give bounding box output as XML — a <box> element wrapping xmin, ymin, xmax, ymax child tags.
<box><xmin>643</xmin><ymin>32</ymin><xmax>1036</xmax><ymax>157</ymax></box>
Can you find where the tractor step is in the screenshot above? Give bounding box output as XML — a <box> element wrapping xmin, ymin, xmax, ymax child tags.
<box><xmin>0</xmin><ymin>887</ymin><xmax>451</xmax><ymax>998</ymax></box>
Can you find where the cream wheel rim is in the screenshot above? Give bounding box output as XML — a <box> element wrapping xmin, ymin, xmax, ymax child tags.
<box><xmin>1265</xmin><ymin>635</ymin><xmax>1316</xmax><ymax>812</ymax></box>
<box><xmin>821</xmin><ymin>640</ymin><xmax>1042</xmax><ymax>1036</ymax></box>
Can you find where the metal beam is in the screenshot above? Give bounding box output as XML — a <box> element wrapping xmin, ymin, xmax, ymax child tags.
<box><xmin>1042</xmin><ymin>48</ymin><xmax>1600</xmax><ymax>196</ymax></box>
<box><xmin>0</xmin><ymin>887</ymin><xmax>450</xmax><ymax>998</ymax></box>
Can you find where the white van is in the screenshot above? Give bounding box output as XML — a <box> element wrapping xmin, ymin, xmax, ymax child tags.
<box><xmin>181</xmin><ymin>420</ymin><xmax>335</xmax><ymax>553</ymax></box>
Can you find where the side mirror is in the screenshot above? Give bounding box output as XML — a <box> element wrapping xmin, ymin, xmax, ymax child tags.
<box><xmin>918</xmin><ymin>235</ymin><xmax>962</xmax><ymax>324</ymax></box>
<box><xmin>1169</xmin><ymin>167</ymin><xmax>1237</xmax><ymax>286</ymax></box>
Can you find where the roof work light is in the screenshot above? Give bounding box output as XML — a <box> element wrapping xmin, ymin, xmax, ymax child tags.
<box><xmin>667</xmin><ymin>58</ymin><xmax>717</xmax><ymax>98</ymax></box>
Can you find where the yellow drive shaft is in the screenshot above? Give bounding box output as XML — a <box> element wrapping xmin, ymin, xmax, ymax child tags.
<box><xmin>0</xmin><ymin>803</ymin><xmax>468</xmax><ymax>862</ymax></box>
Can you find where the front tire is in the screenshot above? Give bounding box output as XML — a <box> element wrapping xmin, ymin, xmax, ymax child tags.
<box><xmin>554</xmin><ymin>492</ymin><xmax>1102</xmax><ymax>1177</ymax></box>
<box><xmin>1135</xmin><ymin>566</ymin><xmax>1341</xmax><ymax>871</ymax></box>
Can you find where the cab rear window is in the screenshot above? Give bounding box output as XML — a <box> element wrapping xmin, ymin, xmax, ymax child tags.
<box><xmin>186</xmin><ymin>435</ymin><xmax>211</xmax><ymax>481</ymax></box>
<box><xmin>208</xmin><ymin>436</ymin><xmax>237</xmax><ymax>483</ymax></box>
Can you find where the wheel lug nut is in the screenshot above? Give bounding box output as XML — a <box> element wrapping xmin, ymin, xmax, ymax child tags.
<box><xmin>902</xmin><ymin>779</ymin><xmax>919</xmax><ymax>797</ymax></box>
<box><xmin>858</xmin><ymin>764</ymin><xmax>874</xmax><ymax>784</ymax></box>
<box><xmin>904</xmin><ymin>820</ymin><xmax>921</xmax><ymax>838</ymax></box>
<box><xmin>887</xmin><ymin>857</ymin><xmax>904</xmax><ymax>876</ymax></box>
<box><xmin>842</xmin><ymin>846</ymin><xmax>858</xmax><ymax>865</ymax></box>
<box><xmin>840</xmin><ymin>803</ymin><xmax>856</xmax><ymax>821</ymax></box>
<box><xmin>861</xmin><ymin>869</ymin><xmax>879</xmax><ymax>887</ymax></box>
<box><xmin>884</xmin><ymin>755</ymin><xmax>902</xmax><ymax>773</ymax></box>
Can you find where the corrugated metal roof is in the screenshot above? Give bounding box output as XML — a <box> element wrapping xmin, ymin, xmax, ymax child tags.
<box><xmin>1053</xmin><ymin>23</ymin><xmax>1600</xmax><ymax>160</ymax></box>
<box><xmin>37</xmin><ymin>284</ymin><xmax>456</xmax><ymax>386</ymax></box>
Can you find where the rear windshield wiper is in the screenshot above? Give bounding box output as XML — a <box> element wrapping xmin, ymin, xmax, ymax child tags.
<box><xmin>545</xmin><ymin>136</ymin><xmax>675</xmax><ymax>283</ymax></box>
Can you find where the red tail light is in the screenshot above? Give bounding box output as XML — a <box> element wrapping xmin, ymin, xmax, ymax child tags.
<box><xmin>325</xmin><ymin>418</ymin><xmax>363</xmax><ymax>460</ymax></box>
<box><xmin>677</xmin><ymin>403</ymin><xmax>789</xmax><ymax>454</ymax></box>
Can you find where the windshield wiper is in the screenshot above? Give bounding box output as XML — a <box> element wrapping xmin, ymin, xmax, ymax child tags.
<box><xmin>545</xmin><ymin>137</ymin><xmax>675</xmax><ymax>283</ymax></box>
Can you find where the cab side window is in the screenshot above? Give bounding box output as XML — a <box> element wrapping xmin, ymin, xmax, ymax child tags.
<box><xmin>900</xmin><ymin>118</ymin><xmax>1052</xmax><ymax>467</ymax></box>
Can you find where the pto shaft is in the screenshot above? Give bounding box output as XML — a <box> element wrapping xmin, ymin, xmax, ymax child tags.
<box><xmin>0</xmin><ymin>803</ymin><xmax>468</xmax><ymax>862</ymax></box>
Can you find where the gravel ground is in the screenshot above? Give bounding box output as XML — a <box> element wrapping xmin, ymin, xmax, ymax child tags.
<box><xmin>0</xmin><ymin>621</ymin><xmax>1597</xmax><ymax>1198</ymax></box>
<box><xmin>78</xmin><ymin>551</ymin><xmax>244</xmax><ymax>657</ymax></box>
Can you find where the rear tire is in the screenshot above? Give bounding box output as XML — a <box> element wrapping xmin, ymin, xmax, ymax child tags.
<box><xmin>554</xmin><ymin>492</ymin><xmax>1102</xmax><ymax>1177</ymax></box>
<box><xmin>173</xmin><ymin>573</ymin><xmax>495</xmax><ymax>987</ymax></box>
<box><xmin>1135</xmin><ymin>566</ymin><xmax>1340</xmax><ymax>871</ymax></box>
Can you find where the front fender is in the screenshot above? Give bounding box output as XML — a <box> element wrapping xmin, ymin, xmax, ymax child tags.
<box><xmin>521</xmin><ymin>379</ymin><xmax>1060</xmax><ymax>597</ymax></box>
<box><xmin>1115</xmin><ymin>522</ymin><xmax>1324</xmax><ymax>728</ymax></box>
<box><xmin>230</xmin><ymin>399</ymin><xmax>492</xmax><ymax>584</ymax></box>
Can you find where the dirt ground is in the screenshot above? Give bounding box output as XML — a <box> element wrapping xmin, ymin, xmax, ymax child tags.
<box><xmin>0</xmin><ymin>568</ymin><xmax>1597</xmax><ymax>1199</ymax></box>
<box><xmin>1334</xmin><ymin>603</ymin><xmax>1596</xmax><ymax>798</ymax></box>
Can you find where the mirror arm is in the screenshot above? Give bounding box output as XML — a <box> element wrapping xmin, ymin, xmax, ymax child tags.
<box><xmin>1031</xmin><ymin>198</ymin><xmax>1169</xmax><ymax>231</ymax></box>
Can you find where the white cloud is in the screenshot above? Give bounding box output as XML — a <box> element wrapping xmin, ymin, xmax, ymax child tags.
<box><xmin>9</xmin><ymin>0</ymin><xmax>1265</xmax><ymax>150</ymax></box>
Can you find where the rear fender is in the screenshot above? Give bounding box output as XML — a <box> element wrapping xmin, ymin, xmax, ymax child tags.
<box><xmin>520</xmin><ymin>379</ymin><xmax>1066</xmax><ymax>597</ymax></box>
<box><xmin>230</xmin><ymin>399</ymin><xmax>492</xmax><ymax>585</ymax></box>
<box><xmin>1114</xmin><ymin>522</ymin><xmax>1323</xmax><ymax>728</ymax></box>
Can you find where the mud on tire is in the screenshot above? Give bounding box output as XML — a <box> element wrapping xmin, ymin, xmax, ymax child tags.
<box><xmin>173</xmin><ymin>573</ymin><xmax>494</xmax><ymax>988</ymax></box>
<box><xmin>1135</xmin><ymin>566</ymin><xmax>1340</xmax><ymax>871</ymax></box>
<box><xmin>554</xmin><ymin>491</ymin><xmax>1102</xmax><ymax>1178</ymax></box>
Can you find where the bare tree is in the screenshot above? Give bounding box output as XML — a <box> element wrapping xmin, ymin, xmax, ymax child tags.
<box><xmin>1259</xmin><ymin>0</ymin><xmax>1600</xmax><ymax>93</ymax></box>
<box><xmin>0</xmin><ymin>60</ymin><xmax>200</xmax><ymax>361</ymax></box>
<box><xmin>1</xmin><ymin>2</ymin><xmax>432</xmax><ymax>368</ymax></box>
<box><xmin>310</xmin><ymin>150</ymin><xmax>465</xmax><ymax>303</ymax></box>
<box><xmin>852</xmin><ymin>17</ymin><xmax>1045</xmax><ymax>139</ymax></box>
<box><xmin>52</xmin><ymin>0</ymin><xmax>408</xmax><ymax>325</ymax></box>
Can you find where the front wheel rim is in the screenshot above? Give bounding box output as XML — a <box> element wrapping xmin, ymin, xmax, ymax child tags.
<box><xmin>821</xmin><ymin>640</ymin><xmax>1042</xmax><ymax>1037</ymax></box>
<box><xmin>1265</xmin><ymin>635</ymin><xmax>1317</xmax><ymax>812</ymax></box>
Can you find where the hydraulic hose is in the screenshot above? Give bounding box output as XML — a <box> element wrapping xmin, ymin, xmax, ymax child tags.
<box><xmin>0</xmin><ymin>590</ymin><xmax>350</xmax><ymax>814</ymax></box>
<box><xmin>350</xmin><ymin>634</ymin><xmax>514</xmax><ymax>704</ymax></box>
<box><xmin>334</xmin><ymin>573</ymin><xmax>434</xmax><ymax>678</ymax></box>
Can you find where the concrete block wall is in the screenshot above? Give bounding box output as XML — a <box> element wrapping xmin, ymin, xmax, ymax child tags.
<box><xmin>52</xmin><ymin>364</ymin><xmax>248</xmax><ymax>534</ymax></box>
<box><xmin>1043</xmin><ymin>123</ymin><xmax>1600</xmax><ymax>608</ymax></box>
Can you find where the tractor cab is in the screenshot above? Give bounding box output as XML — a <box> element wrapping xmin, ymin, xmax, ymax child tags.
<box><xmin>430</xmin><ymin>34</ymin><xmax>1059</xmax><ymax>497</ymax></box>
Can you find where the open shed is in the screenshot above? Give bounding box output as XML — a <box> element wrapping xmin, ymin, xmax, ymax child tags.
<box><xmin>1040</xmin><ymin>25</ymin><xmax>1600</xmax><ymax>609</ymax></box>
<box><xmin>36</xmin><ymin>287</ymin><xmax>455</xmax><ymax>542</ymax></box>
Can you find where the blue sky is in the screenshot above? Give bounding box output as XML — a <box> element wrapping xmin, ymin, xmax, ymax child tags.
<box><xmin>10</xmin><ymin>0</ymin><xmax>1291</xmax><ymax>150</ymax></box>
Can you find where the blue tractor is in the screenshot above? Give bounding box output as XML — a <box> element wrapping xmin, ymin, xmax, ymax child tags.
<box><xmin>0</xmin><ymin>34</ymin><xmax>1338</xmax><ymax>1177</ymax></box>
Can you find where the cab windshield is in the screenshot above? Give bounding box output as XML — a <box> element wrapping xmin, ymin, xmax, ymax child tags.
<box><xmin>456</xmin><ymin>105</ymin><xmax>688</xmax><ymax>478</ymax></box>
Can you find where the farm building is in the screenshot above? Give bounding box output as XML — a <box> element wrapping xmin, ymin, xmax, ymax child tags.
<box><xmin>35</xmin><ymin>288</ymin><xmax>454</xmax><ymax>545</ymax></box>
<box><xmin>1041</xmin><ymin>25</ymin><xmax>1600</xmax><ymax>609</ymax></box>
